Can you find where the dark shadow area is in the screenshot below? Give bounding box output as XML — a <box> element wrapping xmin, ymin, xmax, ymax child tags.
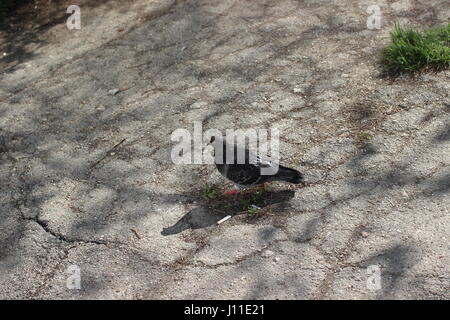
<box><xmin>162</xmin><ymin>189</ymin><xmax>295</xmax><ymax>236</ymax></box>
<box><xmin>434</xmin><ymin>124</ymin><xmax>450</xmax><ymax>142</ymax></box>
<box><xmin>427</xmin><ymin>173</ymin><xmax>450</xmax><ymax>195</ymax></box>
<box><xmin>0</xmin><ymin>0</ymin><xmax>138</xmax><ymax>75</ymax></box>
<box><xmin>294</xmin><ymin>215</ymin><xmax>320</xmax><ymax>243</ymax></box>
<box><xmin>355</xmin><ymin>244</ymin><xmax>418</xmax><ymax>297</ymax></box>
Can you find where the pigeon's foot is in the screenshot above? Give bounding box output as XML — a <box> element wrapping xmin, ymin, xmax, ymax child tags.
<box><xmin>223</xmin><ymin>189</ymin><xmax>239</xmax><ymax>195</ymax></box>
<box><xmin>223</xmin><ymin>184</ymin><xmax>266</xmax><ymax>196</ymax></box>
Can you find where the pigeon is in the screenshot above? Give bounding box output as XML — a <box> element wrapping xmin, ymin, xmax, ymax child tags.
<box><xmin>207</xmin><ymin>135</ymin><xmax>304</xmax><ymax>192</ymax></box>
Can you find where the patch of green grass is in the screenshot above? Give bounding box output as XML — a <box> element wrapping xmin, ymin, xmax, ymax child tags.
<box><xmin>381</xmin><ymin>23</ymin><xmax>449</xmax><ymax>74</ymax></box>
<box><xmin>240</xmin><ymin>187</ymin><xmax>272</xmax><ymax>216</ymax></box>
<box><xmin>238</xmin><ymin>196</ymin><xmax>254</xmax><ymax>212</ymax></box>
<box><xmin>202</xmin><ymin>185</ymin><xmax>220</xmax><ymax>200</ymax></box>
<box><xmin>237</xmin><ymin>187</ymin><xmax>268</xmax><ymax>212</ymax></box>
<box><xmin>246</xmin><ymin>205</ymin><xmax>261</xmax><ymax>216</ymax></box>
<box><xmin>356</xmin><ymin>132</ymin><xmax>373</xmax><ymax>144</ymax></box>
<box><xmin>201</xmin><ymin>184</ymin><xmax>278</xmax><ymax>217</ymax></box>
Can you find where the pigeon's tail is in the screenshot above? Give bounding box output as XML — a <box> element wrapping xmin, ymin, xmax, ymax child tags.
<box><xmin>274</xmin><ymin>165</ymin><xmax>304</xmax><ymax>184</ymax></box>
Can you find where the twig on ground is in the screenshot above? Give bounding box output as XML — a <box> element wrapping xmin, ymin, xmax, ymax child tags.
<box><xmin>90</xmin><ymin>138</ymin><xmax>127</xmax><ymax>169</ymax></box>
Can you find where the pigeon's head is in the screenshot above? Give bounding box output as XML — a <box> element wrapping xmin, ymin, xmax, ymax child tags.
<box><xmin>203</xmin><ymin>134</ymin><xmax>225</xmax><ymax>158</ymax></box>
<box><xmin>203</xmin><ymin>134</ymin><xmax>219</xmax><ymax>156</ymax></box>
<box><xmin>206</xmin><ymin>134</ymin><xmax>224</xmax><ymax>147</ymax></box>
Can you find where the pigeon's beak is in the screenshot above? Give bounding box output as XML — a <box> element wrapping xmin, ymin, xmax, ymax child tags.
<box><xmin>202</xmin><ymin>136</ymin><xmax>216</xmax><ymax>153</ymax></box>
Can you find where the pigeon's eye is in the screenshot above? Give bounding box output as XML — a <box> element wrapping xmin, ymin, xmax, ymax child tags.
<box><xmin>210</xmin><ymin>136</ymin><xmax>216</xmax><ymax>143</ymax></box>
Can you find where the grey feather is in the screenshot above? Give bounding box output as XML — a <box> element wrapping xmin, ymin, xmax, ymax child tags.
<box><xmin>208</xmin><ymin>135</ymin><xmax>304</xmax><ymax>186</ymax></box>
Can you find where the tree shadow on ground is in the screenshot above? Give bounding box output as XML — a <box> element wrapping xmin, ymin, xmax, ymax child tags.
<box><xmin>0</xmin><ymin>0</ymin><xmax>448</xmax><ymax>299</ymax></box>
<box><xmin>0</xmin><ymin>0</ymin><xmax>140</xmax><ymax>75</ymax></box>
<box><xmin>355</xmin><ymin>244</ymin><xmax>419</xmax><ymax>297</ymax></box>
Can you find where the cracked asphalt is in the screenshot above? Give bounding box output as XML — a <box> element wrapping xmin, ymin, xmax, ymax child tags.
<box><xmin>0</xmin><ymin>0</ymin><xmax>449</xmax><ymax>299</ymax></box>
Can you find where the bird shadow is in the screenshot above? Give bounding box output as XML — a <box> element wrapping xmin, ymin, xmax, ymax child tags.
<box><xmin>161</xmin><ymin>188</ymin><xmax>296</xmax><ymax>236</ymax></box>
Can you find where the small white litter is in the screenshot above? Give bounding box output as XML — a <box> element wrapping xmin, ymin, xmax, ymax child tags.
<box><xmin>217</xmin><ymin>215</ymin><xmax>232</xmax><ymax>225</ymax></box>
<box><xmin>108</xmin><ymin>88</ymin><xmax>120</xmax><ymax>96</ymax></box>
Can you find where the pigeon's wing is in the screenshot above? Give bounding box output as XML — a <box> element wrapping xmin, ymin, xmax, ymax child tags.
<box><xmin>254</xmin><ymin>154</ymin><xmax>274</xmax><ymax>168</ymax></box>
<box><xmin>225</xmin><ymin>164</ymin><xmax>262</xmax><ymax>186</ymax></box>
<box><xmin>213</xmin><ymin>137</ymin><xmax>279</xmax><ymax>185</ymax></box>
